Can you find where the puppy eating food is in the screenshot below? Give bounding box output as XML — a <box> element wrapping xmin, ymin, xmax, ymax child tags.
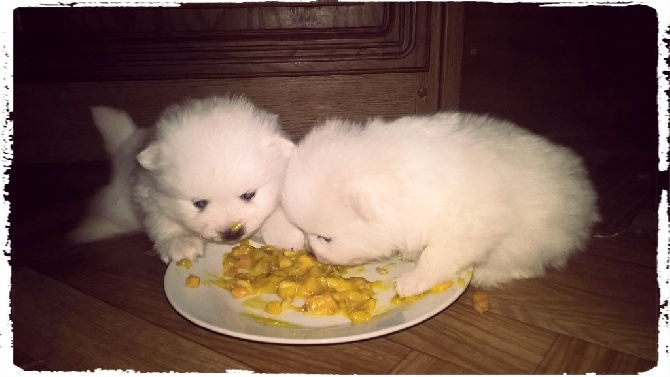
<box><xmin>70</xmin><ymin>95</ymin><xmax>305</xmax><ymax>263</ymax></box>
<box><xmin>281</xmin><ymin>112</ymin><xmax>599</xmax><ymax>297</ymax></box>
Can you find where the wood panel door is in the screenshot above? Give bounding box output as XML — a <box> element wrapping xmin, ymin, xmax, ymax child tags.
<box><xmin>13</xmin><ymin>2</ymin><xmax>463</xmax><ymax>164</ymax></box>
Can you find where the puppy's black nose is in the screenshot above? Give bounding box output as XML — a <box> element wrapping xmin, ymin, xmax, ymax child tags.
<box><xmin>220</xmin><ymin>225</ymin><xmax>246</xmax><ymax>241</ymax></box>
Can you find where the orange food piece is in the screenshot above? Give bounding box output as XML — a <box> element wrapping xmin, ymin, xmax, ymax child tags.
<box><xmin>231</xmin><ymin>285</ymin><xmax>251</xmax><ymax>299</ymax></box>
<box><xmin>471</xmin><ymin>291</ymin><xmax>490</xmax><ymax>314</ymax></box>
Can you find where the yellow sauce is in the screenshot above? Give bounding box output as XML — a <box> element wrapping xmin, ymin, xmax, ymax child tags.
<box><xmin>240</xmin><ymin>312</ymin><xmax>304</xmax><ymax>328</ymax></box>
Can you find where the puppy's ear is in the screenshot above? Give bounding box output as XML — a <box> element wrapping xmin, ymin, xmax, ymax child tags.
<box><xmin>346</xmin><ymin>175</ymin><xmax>399</xmax><ymax>222</ymax></box>
<box><xmin>268</xmin><ymin>136</ymin><xmax>295</xmax><ymax>160</ymax></box>
<box><xmin>136</xmin><ymin>143</ymin><xmax>162</xmax><ymax>171</ymax></box>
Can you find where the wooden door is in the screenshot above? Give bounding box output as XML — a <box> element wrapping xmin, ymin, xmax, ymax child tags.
<box><xmin>13</xmin><ymin>2</ymin><xmax>463</xmax><ymax>164</ymax></box>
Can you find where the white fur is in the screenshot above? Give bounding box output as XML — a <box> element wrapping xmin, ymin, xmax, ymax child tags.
<box><xmin>281</xmin><ymin>112</ymin><xmax>600</xmax><ymax>297</ymax></box>
<box><xmin>70</xmin><ymin>96</ymin><xmax>304</xmax><ymax>263</ymax></box>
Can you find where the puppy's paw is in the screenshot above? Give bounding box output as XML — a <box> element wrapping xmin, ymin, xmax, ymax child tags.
<box><xmin>395</xmin><ymin>270</ymin><xmax>437</xmax><ymax>298</ymax></box>
<box><xmin>395</xmin><ymin>268</ymin><xmax>460</xmax><ymax>298</ymax></box>
<box><xmin>156</xmin><ymin>236</ymin><xmax>205</xmax><ymax>264</ymax></box>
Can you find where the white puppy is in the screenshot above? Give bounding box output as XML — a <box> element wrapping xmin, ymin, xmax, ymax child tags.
<box><xmin>281</xmin><ymin>112</ymin><xmax>600</xmax><ymax>297</ymax></box>
<box><xmin>70</xmin><ymin>95</ymin><xmax>305</xmax><ymax>263</ymax></box>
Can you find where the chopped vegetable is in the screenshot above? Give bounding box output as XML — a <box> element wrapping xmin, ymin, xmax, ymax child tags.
<box><xmin>185</xmin><ymin>274</ymin><xmax>200</xmax><ymax>288</ymax></box>
<box><xmin>219</xmin><ymin>240</ymin><xmax>378</xmax><ymax>323</ymax></box>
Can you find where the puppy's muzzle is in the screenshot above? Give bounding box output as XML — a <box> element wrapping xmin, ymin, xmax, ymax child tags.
<box><xmin>219</xmin><ymin>223</ymin><xmax>246</xmax><ymax>241</ymax></box>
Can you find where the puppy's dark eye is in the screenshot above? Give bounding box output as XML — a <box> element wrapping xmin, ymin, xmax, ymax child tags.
<box><xmin>240</xmin><ymin>191</ymin><xmax>256</xmax><ymax>202</ymax></box>
<box><xmin>192</xmin><ymin>199</ymin><xmax>209</xmax><ymax>211</ymax></box>
<box><xmin>317</xmin><ymin>235</ymin><xmax>332</xmax><ymax>243</ymax></box>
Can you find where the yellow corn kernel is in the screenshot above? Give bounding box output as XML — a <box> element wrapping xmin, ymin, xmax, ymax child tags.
<box><xmin>265</xmin><ymin>300</ymin><xmax>283</xmax><ymax>315</ymax></box>
<box><xmin>277</xmin><ymin>280</ymin><xmax>298</xmax><ymax>300</ymax></box>
<box><xmin>348</xmin><ymin>311</ymin><xmax>371</xmax><ymax>324</ymax></box>
<box><xmin>303</xmin><ymin>293</ymin><xmax>339</xmax><ymax>315</ymax></box>
<box><xmin>231</xmin><ymin>285</ymin><xmax>250</xmax><ymax>299</ymax></box>
<box><xmin>297</xmin><ymin>254</ymin><xmax>315</xmax><ymax>267</ymax></box>
<box><xmin>185</xmin><ymin>274</ymin><xmax>200</xmax><ymax>288</ymax></box>
<box><xmin>278</xmin><ymin>257</ymin><xmax>293</xmax><ymax>269</ymax></box>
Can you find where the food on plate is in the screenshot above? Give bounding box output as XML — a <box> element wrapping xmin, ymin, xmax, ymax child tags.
<box><xmin>209</xmin><ymin>240</ymin><xmax>380</xmax><ymax>323</ymax></box>
<box><xmin>185</xmin><ymin>274</ymin><xmax>200</xmax><ymax>288</ymax></box>
<box><xmin>175</xmin><ymin>241</ymin><xmax>470</xmax><ymax>325</ymax></box>
<box><xmin>176</xmin><ymin>258</ymin><xmax>192</xmax><ymax>269</ymax></box>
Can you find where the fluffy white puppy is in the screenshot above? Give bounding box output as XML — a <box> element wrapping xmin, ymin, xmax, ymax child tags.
<box><xmin>70</xmin><ymin>95</ymin><xmax>305</xmax><ymax>263</ymax></box>
<box><xmin>282</xmin><ymin>112</ymin><xmax>600</xmax><ymax>297</ymax></box>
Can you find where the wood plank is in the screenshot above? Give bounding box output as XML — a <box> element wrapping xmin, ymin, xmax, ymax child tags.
<box><xmin>543</xmin><ymin>246</ymin><xmax>658</xmax><ymax>306</ymax></box>
<box><xmin>535</xmin><ymin>334</ymin><xmax>657</xmax><ymax>374</ymax></box>
<box><xmin>466</xmin><ymin>278</ymin><xmax>658</xmax><ymax>361</ymax></box>
<box><xmin>389</xmin><ymin>350</ymin><xmax>479</xmax><ymax>374</ymax></box>
<box><xmin>12</xmin><ymin>346</ymin><xmax>49</xmax><ymax>371</ymax></box>
<box><xmin>11</xmin><ymin>267</ymin><xmax>252</xmax><ymax>372</ymax></box>
<box><xmin>386</xmin><ymin>299</ymin><xmax>558</xmax><ymax>374</ymax></box>
<box><xmin>27</xmin><ymin>234</ymin><xmax>154</xmax><ymax>281</ymax></box>
<box><xmin>588</xmin><ymin>227</ymin><xmax>657</xmax><ymax>267</ymax></box>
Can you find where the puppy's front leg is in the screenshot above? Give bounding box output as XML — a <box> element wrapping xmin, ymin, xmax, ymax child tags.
<box><xmin>144</xmin><ymin>215</ymin><xmax>205</xmax><ymax>263</ymax></box>
<box><xmin>395</xmin><ymin>239</ymin><xmax>488</xmax><ymax>297</ymax></box>
<box><xmin>155</xmin><ymin>235</ymin><xmax>206</xmax><ymax>264</ymax></box>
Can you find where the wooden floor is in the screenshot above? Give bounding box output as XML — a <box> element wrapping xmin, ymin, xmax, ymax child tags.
<box><xmin>8</xmin><ymin>152</ymin><xmax>661</xmax><ymax>374</ymax></box>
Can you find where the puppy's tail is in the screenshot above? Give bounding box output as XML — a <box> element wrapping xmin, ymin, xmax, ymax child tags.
<box><xmin>67</xmin><ymin>215</ymin><xmax>142</xmax><ymax>245</ymax></box>
<box><xmin>91</xmin><ymin>106</ymin><xmax>138</xmax><ymax>154</ymax></box>
<box><xmin>67</xmin><ymin>107</ymin><xmax>144</xmax><ymax>245</ymax></box>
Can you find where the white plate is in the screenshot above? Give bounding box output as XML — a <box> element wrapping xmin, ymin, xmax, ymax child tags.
<box><xmin>164</xmin><ymin>242</ymin><xmax>471</xmax><ymax>344</ymax></box>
